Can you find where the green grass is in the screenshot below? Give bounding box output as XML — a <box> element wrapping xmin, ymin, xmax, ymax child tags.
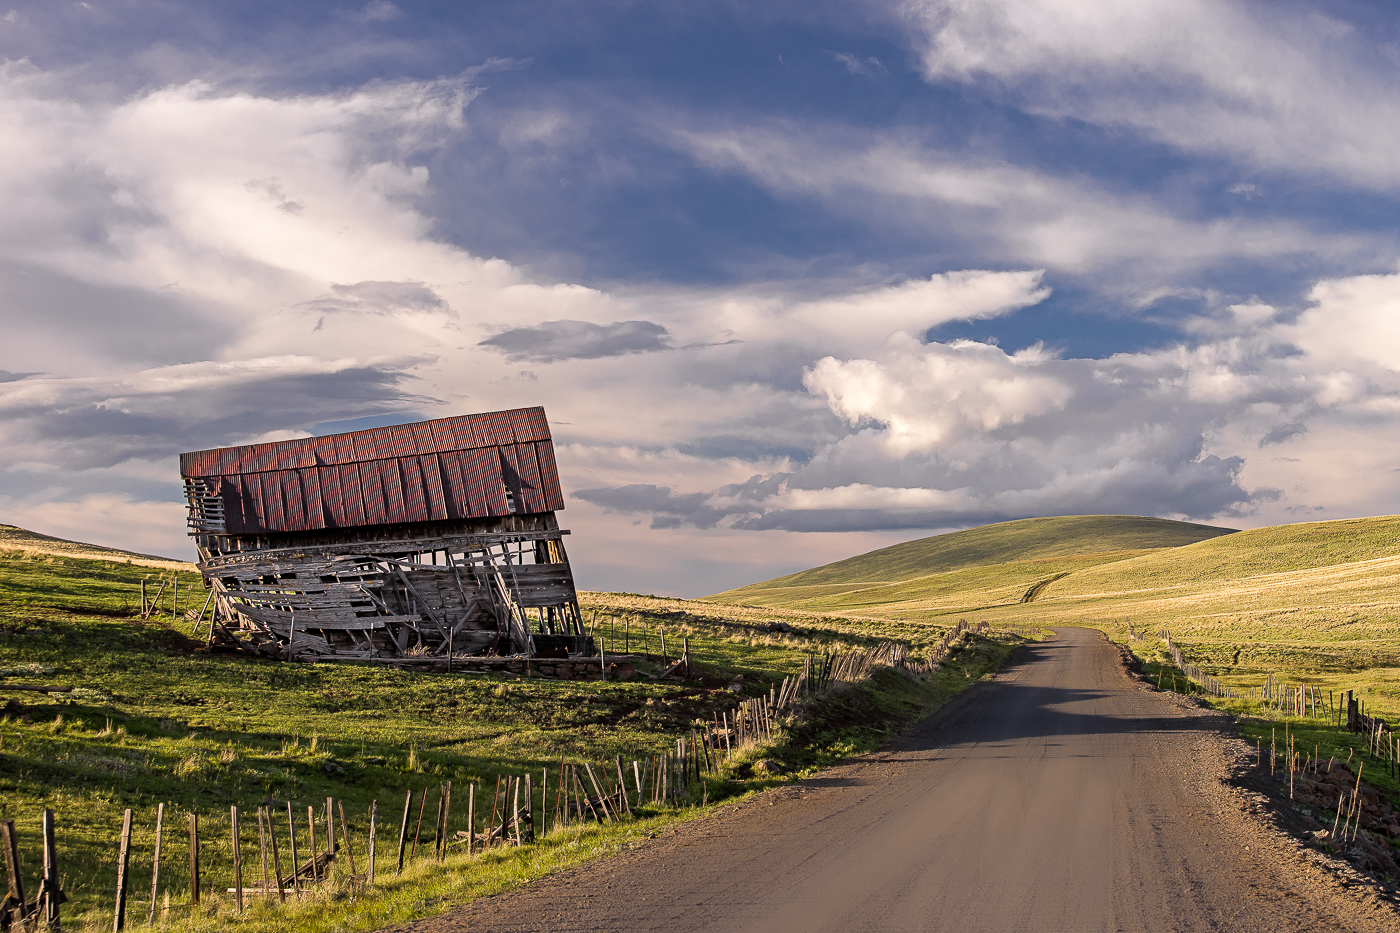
<box><xmin>0</xmin><ymin>544</ymin><xmax>996</xmax><ymax>931</ymax></box>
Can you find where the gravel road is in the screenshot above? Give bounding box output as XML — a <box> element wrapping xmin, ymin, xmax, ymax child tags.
<box><xmin>387</xmin><ymin>628</ymin><xmax>1399</xmax><ymax>932</ymax></box>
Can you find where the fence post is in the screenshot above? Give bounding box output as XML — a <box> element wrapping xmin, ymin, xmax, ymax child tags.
<box><xmin>286</xmin><ymin>803</ymin><xmax>300</xmax><ymax>899</ymax></box>
<box><xmin>1</xmin><ymin>820</ymin><xmax>27</xmax><ymax>924</ymax></box>
<box><xmin>367</xmin><ymin>800</ymin><xmax>378</xmax><ymax>884</ymax></box>
<box><xmin>188</xmin><ymin>812</ymin><xmax>200</xmax><ymax>907</ymax></box>
<box><xmin>113</xmin><ymin>808</ymin><xmax>132</xmax><ymax>932</ymax></box>
<box><xmin>396</xmin><ymin>790</ymin><xmax>412</xmax><ymax>873</ymax></box>
<box><xmin>41</xmin><ymin>809</ymin><xmax>60</xmax><ymax>929</ymax></box>
<box><xmin>231</xmin><ymin>806</ymin><xmax>243</xmax><ymax>913</ymax></box>
<box><xmin>147</xmin><ymin>802</ymin><xmax>164</xmax><ymax>924</ymax></box>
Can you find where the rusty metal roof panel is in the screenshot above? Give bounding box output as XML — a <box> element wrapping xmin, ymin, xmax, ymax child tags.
<box><xmin>375</xmin><ymin>459</ymin><xmax>406</xmax><ymax>524</ymax></box>
<box><xmin>420</xmin><ymin>453</ymin><xmax>450</xmax><ymax>521</ymax></box>
<box><xmin>181</xmin><ymin>407</ymin><xmax>563</xmax><ymax>533</ymax></box>
<box><xmin>474</xmin><ymin>411</ymin><xmax>508</xmax><ymax>447</ymax></box>
<box><xmin>509</xmin><ymin>408</ymin><xmax>546</xmax><ymax>444</ymax></box>
<box><xmin>397</xmin><ymin>457</ymin><xmax>430</xmax><ymax>523</ymax></box>
<box><xmin>497</xmin><ymin>445</ymin><xmax>525</xmax><ymax>512</ymax></box>
<box><xmin>257</xmin><ymin>472</ymin><xmax>282</xmax><ymax>530</ymax></box>
<box><xmin>510</xmin><ymin>443</ymin><xmax>546</xmax><ymax>514</ymax></box>
<box><xmin>464</xmin><ymin>447</ymin><xmax>510</xmax><ymax>516</ymax></box>
<box><xmin>437</xmin><ymin>450</ymin><xmax>469</xmax><ymax>519</ymax></box>
<box><xmin>358</xmin><ymin>462</ymin><xmax>388</xmax><ymax>526</ymax></box>
<box><xmin>278</xmin><ymin>471</ymin><xmax>306</xmax><ymax>531</ymax></box>
<box><xmin>533</xmin><ymin>441</ymin><xmax>566</xmax><ymax>511</ymax></box>
<box><xmin>338</xmin><ymin>464</ymin><xmax>367</xmax><ymax>527</ymax></box>
<box><xmin>405</xmin><ymin>421</ymin><xmax>436</xmax><ymax>456</ymax></box>
<box><xmin>318</xmin><ymin>465</ymin><xmax>347</xmax><ymax>528</ymax></box>
<box><xmin>520</xmin><ymin>406</ymin><xmax>552</xmax><ymax>442</ymax></box>
<box><xmin>302</xmin><ymin>467</ymin><xmax>329</xmax><ymax>530</ymax></box>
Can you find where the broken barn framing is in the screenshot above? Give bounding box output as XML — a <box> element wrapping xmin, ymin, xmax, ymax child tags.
<box><xmin>180</xmin><ymin>407</ymin><xmax>592</xmax><ymax>662</ymax></box>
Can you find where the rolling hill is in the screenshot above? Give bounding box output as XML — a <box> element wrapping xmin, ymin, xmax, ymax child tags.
<box><xmin>710</xmin><ymin>515</ymin><xmax>1236</xmax><ymax>612</ymax></box>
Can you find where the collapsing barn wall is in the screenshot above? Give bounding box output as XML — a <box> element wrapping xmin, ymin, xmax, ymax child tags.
<box><xmin>180</xmin><ymin>407</ymin><xmax>592</xmax><ymax>663</ymax></box>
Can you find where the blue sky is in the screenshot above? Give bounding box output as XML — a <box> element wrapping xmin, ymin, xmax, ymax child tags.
<box><xmin>4</xmin><ymin>1</ymin><xmax>1400</xmax><ymax>595</ymax></box>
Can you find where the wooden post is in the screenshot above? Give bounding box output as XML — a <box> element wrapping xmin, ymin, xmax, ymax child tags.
<box><xmin>1</xmin><ymin>820</ymin><xmax>28</xmax><ymax>924</ymax></box>
<box><xmin>467</xmin><ymin>784</ymin><xmax>476</xmax><ymax>856</ymax></box>
<box><xmin>683</xmin><ymin>637</ymin><xmax>690</xmax><ymax>677</ymax></box>
<box><xmin>191</xmin><ymin>589</ymin><xmax>215</xmax><ymax>634</ymax></box>
<box><xmin>600</xmin><ymin>636</ymin><xmax>606</xmax><ymax>681</ymax></box>
<box><xmin>113</xmin><ymin>808</ymin><xmax>132</xmax><ymax>932</ymax></box>
<box><xmin>438</xmin><ymin>783</ymin><xmax>451</xmax><ymax>862</ymax></box>
<box><xmin>337</xmin><ymin>802</ymin><xmax>358</xmax><ymax>882</ymax></box>
<box><xmin>615</xmin><ymin>756</ymin><xmax>631</xmax><ymax>815</ymax></box>
<box><xmin>487</xmin><ymin>777</ymin><xmax>502</xmax><ymax>848</ymax></box>
<box><xmin>411</xmin><ymin>788</ymin><xmax>428</xmax><ymax>860</ymax></box>
<box><xmin>306</xmin><ymin>807</ymin><xmax>319</xmax><ymax>884</ymax></box>
<box><xmin>396</xmin><ymin>790</ymin><xmax>412</xmax><ymax>873</ymax></box>
<box><xmin>512</xmin><ymin>778</ymin><xmax>523</xmax><ymax>846</ymax></box>
<box><xmin>41</xmin><ymin>809</ymin><xmax>60</xmax><ymax>930</ymax></box>
<box><xmin>367</xmin><ymin>800</ymin><xmax>377</xmax><ymax>884</ymax></box>
<box><xmin>523</xmin><ymin>774</ymin><xmax>535</xmax><ymax>843</ymax></box>
<box><xmin>147</xmin><ymin>802</ymin><xmax>164</xmax><ymax>924</ymax></box>
<box><xmin>539</xmin><ymin>770</ymin><xmax>547</xmax><ymax>838</ymax></box>
<box><xmin>285</xmin><ymin>803</ymin><xmax>300</xmax><ymax>899</ymax></box>
<box><xmin>326</xmin><ymin>797</ymin><xmax>336</xmax><ymax>858</ymax></box>
<box><xmin>269</xmin><ymin>807</ymin><xmax>285</xmax><ymax>903</ymax></box>
<box><xmin>231</xmin><ymin>806</ymin><xmax>243</xmax><ymax>913</ymax></box>
<box><xmin>583</xmin><ymin>764</ymin><xmax>612</xmax><ymax>822</ymax></box>
<box><xmin>140</xmin><ymin>579</ymin><xmax>147</xmax><ymax>617</ymax></box>
<box><xmin>171</xmin><ymin>576</ymin><xmax>178</xmax><ymax>619</ymax></box>
<box><xmin>257</xmin><ymin>807</ymin><xmax>270</xmax><ymax>902</ymax></box>
<box><xmin>188</xmin><ymin>812</ymin><xmax>200</xmax><ymax>907</ymax></box>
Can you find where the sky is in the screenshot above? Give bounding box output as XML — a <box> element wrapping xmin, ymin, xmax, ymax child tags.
<box><xmin>4</xmin><ymin>0</ymin><xmax>1400</xmax><ymax>596</ymax></box>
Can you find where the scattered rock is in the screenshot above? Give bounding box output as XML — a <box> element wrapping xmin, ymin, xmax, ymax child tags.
<box><xmin>322</xmin><ymin>760</ymin><xmax>346</xmax><ymax>775</ymax></box>
<box><xmin>727</xmin><ymin>682</ymin><xmax>744</xmax><ymax>695</ymax></box>
<box><xmin>753</xmin><ymin>758</ymin><xmax>782</xmax><ymax>775</ymax></box>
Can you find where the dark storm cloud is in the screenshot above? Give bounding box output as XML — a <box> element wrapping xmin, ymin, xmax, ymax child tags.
<box><xmin>301</xmin><ymin>281</ymin><xmax>452</xmax><ymax>316</ymax></box>
<box><xmin>2</xmin><ymin>363</ymin><xmax>436</xmax><ymax>470</ymax></box>
<box><xmin>479</xmin><ymin>319</ymin><xmax>674</xmax><ymax>362</ymax></box>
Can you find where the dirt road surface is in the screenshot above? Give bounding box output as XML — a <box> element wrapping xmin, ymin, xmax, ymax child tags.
<box><xmin>387</xmin><ymin>628</ymin><xmax>1398</xmax><ymax>932</ymax></box>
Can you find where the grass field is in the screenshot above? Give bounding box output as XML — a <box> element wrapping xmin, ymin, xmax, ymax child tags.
<box><xmin>0</xmin><ymin>539</ymin><xmax>1008</xmax><ymax>932</ymax></box>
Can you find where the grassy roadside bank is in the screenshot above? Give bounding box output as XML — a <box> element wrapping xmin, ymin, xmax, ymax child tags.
<box><xmin>154</xmin><ymin>629</ymin><xmax>1020</xmax><ymax>933</ymax></box>
<box><xmin>0</xmin><ymin>547</ymin><xmax>1021</xmax><ymax>931</ymax></box>
<box><xmin>1116</xmin><ymin>631</ymin><xmax>1400</xmax><ymax>880</ymax></box>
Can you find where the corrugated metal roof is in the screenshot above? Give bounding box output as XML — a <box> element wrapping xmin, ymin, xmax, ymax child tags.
<box><xmin>181</xmin><ymin>407</ymin><xmax>564</xmax><ymax>534</ymax></box>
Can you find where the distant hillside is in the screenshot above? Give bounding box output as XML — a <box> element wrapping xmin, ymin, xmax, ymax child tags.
<box><xmin>1045</xmin><ymin>514</ymin><xmax>1400</xmax><ymax>600</ymax></box>
<box><xmin>0</xmin><ymin>523</ymin><xmax>193</xmax><ymax>571</ymax></box>
<box><xmin>712</xmin><ymin>515</ymin><xmax>1236</xmax><ymax>605</ymax></box>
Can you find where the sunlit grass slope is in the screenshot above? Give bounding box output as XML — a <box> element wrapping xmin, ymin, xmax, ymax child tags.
<box><xmin>710</xmin><ymin>515</ymin><xmax>1235</xmax><ymax>614</ymax></box>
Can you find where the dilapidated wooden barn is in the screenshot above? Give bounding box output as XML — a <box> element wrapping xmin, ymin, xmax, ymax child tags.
<box><xmin>180</xmin><ymin>406</ymin><xmax>592</xmax><ymax>662</ymax></box>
